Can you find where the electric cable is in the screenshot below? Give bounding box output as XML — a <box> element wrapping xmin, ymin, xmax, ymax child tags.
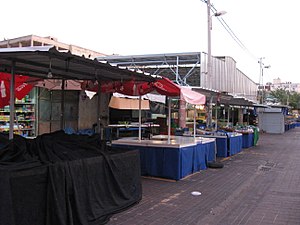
<box><xmin>199</xmin><ymin>0</ymin><xmax>258</xmax><ymax>61</ymax></box>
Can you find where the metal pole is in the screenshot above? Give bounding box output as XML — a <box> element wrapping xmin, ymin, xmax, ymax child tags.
<box><xmin>215</xmin><ymin>105</ymin><xmax>218</xmax><ymax>130</ymax></box>
<box><xmin>207</xmin><ymin>96</ymin><xmax>213</xmax><ymax>128</ymax></box>
<box><xmin>193</xmin><ymin>106</ymin><xmax>196</xmax><ymax>139</ymax></box>
<box><xmin>9</xmin><ymin>61</ymin><xmax>15</xmax><ymax>140</ymax></box>
<box><xmin>261</xmin><ymin>66</ymin><xmax>264</xmax><ymax>104</ymax></box>
<box><xmin>138</xmin><ymin>95</ymin><xmax>142</xmax><ymax>142</ymax></box>
<box><xmin>287</xmin><ymin>82</ymin><xmax>290</xmax><ymax>106</ymax></box>
<box><xmin>168</xmin><ymin>97</ymin><xmax>171</xmax><ymax>144</ymax></box>
<box><xmin>258</xmin><ymin>57</ymin><xmax>263</xmax><ymax>104</ymax></box>
<box><xmin>60</xmin><ymin>79</ymin><xmax>65</xmax><ymax>130</ymax></box>
<box><xmin>227</xmin><ymin>106</ymin><xmax>230</xmax><ymax>126</ymax></box>
<box><xmin>176</xmin><ymin>56</ymin><xmax>179</xmax><ymax>84</ymax></box>
<box><xmin>97</xmin><ymin>81</ymin><xmax>102</xmax><ymax>134</ymax></box>
<box><xmin>206</xmin><ymin>0</ymin><xmax>213</xmax><ymax>128</ymax></box>
<box><xmin>207</xmin><ymin>0</ymin><xmax>212</xmax><ymax>90</ymax></box>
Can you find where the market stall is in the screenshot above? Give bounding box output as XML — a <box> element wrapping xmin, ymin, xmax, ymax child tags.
<box><xmin>0</xmin><ymin>46</ymin><xmax>155</xmax><ymax>139</ymax></box>
<box><xmin>0</xmin><ymin>131</ymin><xmax>142</xmax><ymax>225</ymax></box>
<box><xmin>0</xmin><ymin>46</ymin><xmax>157</xmax><ymax>224</ymax></box>
<box><xmin>188</xmin><ymin>131</ymin><xmax>243</xmax><ymax>157</ymax></box>
<box><xmin>239</xmin><ymin>131</ymin><xmax>254</xmax><ymax>148</ymax></box>
<box><xmin>112</xmin><ymin>135</ymin><xmax>215</xmax><ymax>180</ymax></box>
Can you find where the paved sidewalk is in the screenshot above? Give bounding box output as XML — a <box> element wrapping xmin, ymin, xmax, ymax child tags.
<box><xmin>108</xmin><ymin>128</ymin><xmax>300</xmax><ymax>225</ymax></box>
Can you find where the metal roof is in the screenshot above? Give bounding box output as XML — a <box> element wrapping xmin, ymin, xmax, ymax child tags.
<box><xmin>191</xmin><ymin>87</ymin><xmax>256</xmax><ymax>107</ymax></box>
<box><xmin>96</xmin><ymin>52</ymin><xmax>201</xmax><ymax>67</ymax></box>
<box><xmin>0</xmin><ymin>46</ymin><xmax>154</xmax><ymax>82</ymax></box>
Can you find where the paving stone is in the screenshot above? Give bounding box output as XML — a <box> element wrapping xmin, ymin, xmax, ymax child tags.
<box><xmin>108</xmin><ymin>128</ymin><xmax>300</xmax><ymax>225</ymax></box>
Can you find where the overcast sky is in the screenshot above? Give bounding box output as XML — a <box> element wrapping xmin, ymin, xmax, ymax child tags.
<box><xmin>2</xmin><ymin>0</ymin><xmax>299</xmax><ymax>84</ymax></box>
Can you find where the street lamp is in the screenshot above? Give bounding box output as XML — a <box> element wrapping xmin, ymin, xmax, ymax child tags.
<box><xmin>206</xmin><ymin>0</ymin><xmax>226</xmax><ymax>128</ymax></box>
<box><xmin>258</xmin><ymin>57</ymin><xmax>270</xmax><ymax>104</ymax></box>
<box><xmin>207</xmin><ymin>4</ymin><xmax>227</xmax><ymax>89</ymax></box>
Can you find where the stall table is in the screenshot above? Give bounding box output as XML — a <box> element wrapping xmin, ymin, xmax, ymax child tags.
<box><xmin>186</xmin><ymin>132</ymin><xmax>242</xmax><ymax>158</ymax></box>
<box><xmin>106</xmin><ymin>123</ymin><xmax>160</xmax><ymax>140</ymax></box>
<box><xmin>111</xmin><ymin>135</ymin><xmax>215</xmax><ymax>180</ymax></box>
<box><xmin>237</xmin><ymin>132</ymin><xmax>254</xmax><ymax>148</ymax></box>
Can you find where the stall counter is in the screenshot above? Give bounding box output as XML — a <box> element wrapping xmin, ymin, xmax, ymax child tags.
<box><xmin>111</xmin><ymin>135</ymin><xmax>216</xmax><ymax>180</ymax></box>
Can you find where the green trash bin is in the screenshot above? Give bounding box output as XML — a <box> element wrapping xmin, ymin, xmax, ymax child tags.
<box><xmin>253</xmin><ymin>127</ymin><xmax>259</xmax><ymax>146</ymax></box>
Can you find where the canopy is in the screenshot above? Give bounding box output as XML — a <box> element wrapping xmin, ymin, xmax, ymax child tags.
<box><xmin>83</xmin><ymin>77</ymin><xmax>206</xmax><ymax>105</ymax></box>
<box><xmin>34</xmin><ymin>79</ymin><xmax>82</xmax><ymax>90</ymax></box>
<box><xmin>181</xmin><ymin>86</ymin><xmax>206</xmax><ymax>105</ymax></box>
<box><xmin>0</xmin><ymin>46</ymin><xmax>155</xmax><ymax>82</ymax></box>
<box><xmin>0</xmin><ymin>46</ymin><xmax>156</xmax><ymax>140</ymax></box>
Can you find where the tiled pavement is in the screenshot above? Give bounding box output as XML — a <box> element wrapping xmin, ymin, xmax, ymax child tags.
<box><xmin>108</xmin><ymin>128</ymin><xmax>300</xmax><ymax>225</ymax></box>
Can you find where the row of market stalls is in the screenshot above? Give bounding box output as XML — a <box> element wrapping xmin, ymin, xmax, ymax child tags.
<box><xmin>1</xmin><ymin>46</ymin><xmax>296</xmax><ymax>224</ymax></box>
<box><xmin>0</xmin><ymin>46</ymin><xmax>220</xmax><ymax>224</ymax></box>
<box><xmin>0</xmin><ymin>46</ymin><xmax>162</xmax><ymax>224</ymax></box>
<box><xmin>0</xmin><ymin>47</ymin><xmax>264</xmax><ymax>172</ymax></box>
<box><xmin>97</xmin><ymin>52</ymin><xmax>259</xmax><ymax>131</ymax></box>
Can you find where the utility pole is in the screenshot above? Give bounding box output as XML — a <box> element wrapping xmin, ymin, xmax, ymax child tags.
<box><xmin>207</xmin><ymin>0</ymin><xmax>212</xmax><ymax>90</ymax></box>
<box><xmin>258</xmin><ymin>57</ymin><xmax>270</xmax><ymax>104</ymax></box>
<box><xmin>206</xmin><ymin>0</ymin><xmax>213</xmax><ymax>128</ymax></box>
<box><xmin>206</xmin><ymin>0</ymin><xmax>226</xmax><ymax>128</ymax></box>
<box><xmin>258</xmin><ymin>57</ymin><xmax>264</xmax><ymax>104</ymax></box>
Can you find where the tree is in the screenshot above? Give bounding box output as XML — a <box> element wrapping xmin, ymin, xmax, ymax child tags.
<box><xmin>269</xmin><ymin>89</ymin><xmax>300</xmax><ymax>109</ymax></box>
<box><xmin>269</xmin><ymin>89</ymin><xmax>288</xmax><ymax>104</ymax></box>
<box><xmin>289</xmin><ymin>92</ymin><xmax>300</xmax><ymax>109</ymax></box>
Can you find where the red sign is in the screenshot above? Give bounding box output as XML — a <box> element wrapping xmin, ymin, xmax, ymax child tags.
<box><xmin>0</xmin><ymin>73</ymin><xmax>34</xmax><ymax>108</ymax></box>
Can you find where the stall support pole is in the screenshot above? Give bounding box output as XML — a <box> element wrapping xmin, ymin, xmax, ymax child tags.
<box><xmin>193</xmin><ymin>106</ymin><xmax>196</xmax><ymax>139</ymax></box>
<box><xmin>9</xmin><ymin>61</ymin><xmax>15</xmax><ymax>140</ymax></box>
<box><xmin>227</xmin><ymin>106</ymin><xmax>230</xmax><ymax>126</ymax></box>
<box><xmin>97</xmin><ymin>81</ymin><xmax>102</xmax><ymax>135</ymax></box>
<box><xmin>138</xmin><ymin>95</ymin><xmax>142</xmax><ymax>142</ymax></box>
<box><xmin>60</xmin><ymin>79</ymin><xmax>65</xmax><ymax>130</ymax></box>
<box><xmin>168</xmin><ymin>97</ymin><xmax>171</xmax><ymax>144</ymax></box>
<box><xmin>215</xmin><ymin>105</ymin><xmax>218</xmax><ymax>130</ymax></box>
<box><xmin>207</xmin><ymin>96</ymin><xmax>213</xmax><ymax>128</ymax></box>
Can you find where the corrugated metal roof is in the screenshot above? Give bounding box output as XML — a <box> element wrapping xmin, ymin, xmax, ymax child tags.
<box><xmin>97</xmin><ymin>52</ymin><xmax>201</xmax><ymax>66</ymax></box>
<box><xmin>0</xmin><ymin>46</ymin><xmax>155</xmax><ymax>82</ymax></box>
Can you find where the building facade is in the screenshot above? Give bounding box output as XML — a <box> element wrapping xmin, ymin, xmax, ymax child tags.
<box><xmin>0</xmin><ymin>35</ymin><xmax>106</xmax><ymax>59</ymax></box>
<box><xmin>266</xmin><ymin>78</ymin><xmax>300</xmax><ymax>93</ymax></box>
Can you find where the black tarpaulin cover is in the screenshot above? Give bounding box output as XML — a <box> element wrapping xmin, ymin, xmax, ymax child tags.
<box><xmin>0</xmin><ymin>131</ymin><xmax>142</xmax><ymax>225</ymax></box>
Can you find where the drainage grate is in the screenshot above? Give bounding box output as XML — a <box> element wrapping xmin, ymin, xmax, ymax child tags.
<box><xmin>259</xmin><ymin>166</ymin><xmax>272</xmax><ymax>172</ymax></box>
<box><xmin>265</xmin><ymin>162</ymin><xmax>276</xmax><ymax>167</ymax></box>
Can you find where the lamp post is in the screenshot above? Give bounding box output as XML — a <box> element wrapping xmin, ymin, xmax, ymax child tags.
<box><xmin>207</xmin><ymin>1</ymin><xmax>226</xmax><ymax>89</ymax></box>
<box><xmin>258</xmin><ymin>57</ymin><xmax>270</xmax><ymax>104</ymax></box>
<box><xmin>287</xmin><ymin>82</ymin><xmax>291</xmax><ymax>106</ymax></box>
<box><xmin>206</xmin><ymin>0</ymin><xmax>226</xmax><ymax>128</ymax></box>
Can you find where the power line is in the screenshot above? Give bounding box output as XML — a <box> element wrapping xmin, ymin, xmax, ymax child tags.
<box><xmin>199</xmin><ymin>0</ymin><xmax>258</xmax><ymax>61</ymax></box>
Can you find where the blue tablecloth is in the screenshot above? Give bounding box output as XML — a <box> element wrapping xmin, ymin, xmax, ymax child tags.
<box><xmin>194</xmin><ymin>133</ymin><xmax>242</xmax><ymax>158</ymax></box>
<box><xmin>214</xmin><ymin>134</ymin><xmax>242</xmax><ymax>157</ymax></box>
<box><xmin>241</xmin><ymin>133</ymin><xmax>254</xmax><ymax>148</ymax></box>
<box><xmin>215</xmin><ymin>138</ymin><xmax>227</xmax><ymax>157</ymax></box>
<box><xmin>229</xmin><ymin>134</ymin><xmax>243</xmax><ymax>155</ymax></box>
<box><xmin>112</xmin><ymin>141</ymin><xmax>215</xmax><ymax>180</ymax></box>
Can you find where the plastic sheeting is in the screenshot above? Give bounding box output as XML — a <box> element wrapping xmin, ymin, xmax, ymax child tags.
<box><xmin>0</xmin><ymin>131</ymin><xmax>142</xmax><ymax>225</ymax></box>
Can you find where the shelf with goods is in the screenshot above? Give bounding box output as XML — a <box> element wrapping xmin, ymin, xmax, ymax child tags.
<box><xmin>0</xmin><ymin>91</ymin><xmax>37</xmax><ymax>138</ymax></box>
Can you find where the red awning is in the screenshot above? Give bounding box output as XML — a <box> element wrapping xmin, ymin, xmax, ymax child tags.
<box><xmin>82</xmin><ymin>77</ymin><xmax>206</xmax><ymax>105</ymax></box>
<box><xmin>152</xmin><ymin>77</ymin><xmax>180</xmax><ymax>96</ymax></box>
<box><xmin>0</xmin><ymin>73</ymin><xmax>34</xmax><ymax>108</ymax></box>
